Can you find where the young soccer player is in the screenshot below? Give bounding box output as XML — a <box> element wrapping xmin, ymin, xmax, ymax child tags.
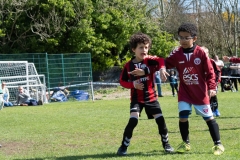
<box><xmin>117</xmin><ymin>32</ymin><xmax>174</xmax><ymax>156</ymax></box>
<box><xmin>201</xmin><ymin>46</ymin><xmax>221</xmax><ymax>117</ymax></box>
<box><xmin>164</xmin><ymin>23</ymin><xmax>224</xmax><ymax>155</ymax></box>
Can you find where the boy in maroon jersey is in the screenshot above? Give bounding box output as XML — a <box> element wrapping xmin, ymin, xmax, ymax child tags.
<box><xmin>117</xmin><ymin>32</ymin><xmax>174</xmax><ymax>156</ymax></box>
<box><xmin>201</xmin><ymin>46</ymin><xmax>221</xmax><ymax>117</ymax></box>
<box><xmin>164</xmin><ymin>23</ymin><xmax>224</xmax><ymax>155</ymax></box>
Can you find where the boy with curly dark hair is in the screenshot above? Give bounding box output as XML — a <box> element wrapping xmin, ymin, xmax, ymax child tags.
<box><xmin>164</xmin><ymin>22</ymin><xmax>225</xmax><ymax>155</ymax></box>
<box><xmin>117</xmin><ymin>32</ymin><xmax>174</xmax><ymax>156</ymax></box>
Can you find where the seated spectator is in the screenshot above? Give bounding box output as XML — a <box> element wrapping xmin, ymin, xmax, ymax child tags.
<box><xmin>1</xmin><ymin>82</ymin><xmax>13</xmax><ymax>107</ymax></box>
<box><xmin>16</xmin><ymin>86</ymin><xmax>42</xmax><ymax>106</ymax></box>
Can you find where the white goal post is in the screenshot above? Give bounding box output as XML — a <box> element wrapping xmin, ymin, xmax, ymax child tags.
<box><xmin>0</xmin><ymin>61</ymin><xmax>47</xmax><ymax>104</ymax></box>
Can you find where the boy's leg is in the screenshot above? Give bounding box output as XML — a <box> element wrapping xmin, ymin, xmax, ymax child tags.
<box><xmin>155</xmin><ymin>115</ymin><xmax>173</xmax><ymax>152</ymax></box>
<box><xmin>121</xmin><ymin>117</ymin><xmax>138</xmax><ymax>146</ymax></box>
<box><xmin>117</xmin><ymin>116</ymin><xmax>138</xmax><ymax>156</ymax></box>
<box><xmin>206</xmin><ymin>119</ymin><xmax>221</xmax><ymax>145</ymax></box>
<box><xmin>150</xmin><ymin>101</ymin><xmax>173</xmax><ymax>153</ymax></box>
<box><xmin>176</xmin><ymin>102</ymin><xmax>192</xmax><ymax>153</ymax></box>
<box><xmin>117</xmin><ymin>103</ymin><xmax>141</xmax><ymax>156</ymax></box>
<box><xmin>194</xmin><ymin>104</ymin><xmax>224</xmax><ymax>155</ymax></box>
<box><xmin>177</xmin><ymin>119</ymin><xmax>191</xmax><ymax>153</ymax></box>
<box><xmin>179</xmin><ymin>119</ymin><xmax>190</xmax><ymax>144</ymax></box>
<box><xmin>206</xmin><ymin>118</ymin><xmax>225</xmax><ymax>155</ymax></box>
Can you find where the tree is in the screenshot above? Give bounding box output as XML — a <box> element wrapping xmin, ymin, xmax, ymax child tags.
<box><xmin>0</xmin><ymin>0</ymin><xmax>177</xmax><ymax>71</ymax></box>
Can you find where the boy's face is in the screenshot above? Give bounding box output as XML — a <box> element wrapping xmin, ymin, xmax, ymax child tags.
<box><xmin>132</xmin><ymin>43</ymin><xmax>149</xmax><ymax>62</ymax></box>
<box><xmin>178</xmin><ymin>31</ymin><xmax>197</xmax><ymax>49</ymax></box>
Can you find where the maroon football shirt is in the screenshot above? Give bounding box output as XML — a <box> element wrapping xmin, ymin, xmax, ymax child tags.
<box><xmin>165</xmin><ymin>45</ymin><xmax>216</xmax><ymax>105</ymax></box>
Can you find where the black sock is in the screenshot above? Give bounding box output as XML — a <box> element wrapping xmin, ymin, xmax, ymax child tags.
<box><xmin>179</xmin><ymin>121</ymin><xmax>190</xmax><ymax>144</ymax></box>
<box><xmin>207</xmin><ymin>119</ymin><xmax>221</xmax><ymax>145</ymax></box>
<box><xmin>121</xmin><ymin>117</ymin><xmax>138</xmax><ymax>148</ymax></box>
<box><xmin>155</xmin><ymin>116</ymin><xmax>169</xmax><ymax>147</ymax></box>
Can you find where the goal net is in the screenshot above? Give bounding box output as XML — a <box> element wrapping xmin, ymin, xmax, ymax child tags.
<box><xmin>0</xmin><ymin>61</ymin><xmax>47</xmax><ymax>104</ymax></box>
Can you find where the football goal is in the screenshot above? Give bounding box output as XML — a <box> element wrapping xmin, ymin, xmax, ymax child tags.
<box><xmin>0</xmin><ymin>61</ymin><xmax>47</xmax><ymax>104</ymax></box>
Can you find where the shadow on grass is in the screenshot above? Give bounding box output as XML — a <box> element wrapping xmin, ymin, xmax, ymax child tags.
<box><xmin>215</xmin><ymin>116</ymin><xmax>240</xmax><ymax>119</ymax></box>
<box><xmin>15</xmin><ymin>150</ymin><xmax>197</xmax><ymax>160</ymax></box>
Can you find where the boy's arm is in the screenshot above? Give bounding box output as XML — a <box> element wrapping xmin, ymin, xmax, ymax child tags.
<box><xmin>223</xmin><ymin>56</ymin><xmax>240</xmax><ymax>63</ymax></box>
<box><xmin>119</xmin><ymin>64</ymin><xmax>134</xmax><ymax>89</ymax></box>
<box><xmin>165</xmin><ymin>49</ymin><xmax>179</xmax><ymax>69</ymax></box>
<box><xmin>229</xmin><ymin>64</ymin><xmax>239</xmax><ymax>69</ymax></box>
<box><xmin>144</xmin><ymin>55</ymin><xmax>165</xmax><ymax>70</ymax></box>
<box><xmin>129</xmin><ymin>56</ymin><xmax>166</xmax><ymax>77</ymax></box>
<box><xmin>128</xmin><ymin>68</ymin><xmax>146</xmax><ymax>76</ymax></box>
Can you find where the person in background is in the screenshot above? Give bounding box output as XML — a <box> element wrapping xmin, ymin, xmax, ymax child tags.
<box><xmin>223</xmin><ymin>56</ymin><xmax>240</xmax><ymax>92</ymax></box>
<box><xmin>213</xmin><ymin>55</ymin><xmax>225</xmax><ymax>92</ymax></box>
<box><xmin>237</xmin><ymin>64</ymin><xmax>240</xmax><ymax>85</ymax></box>
<box><xmin>168</xmin><ymin>69</ymin><xmax>178</xmax><ymax>97</ymax></box>
<box><xmin>0</xmin><ymin>79</ymin><xmax>2</xmax><ymax>147</ymax></box>
<box><xmin>16</xmin><ymin>86</ymin><xmax>42</xmax><ymax>106</ymax></box>
<box><xmin>201</xmin><ymin>46</ymin><xmax>221</xmax><ymax>117</ymax></box>
<box><xmin>0</xmin><ymin>79</ymin><xmax>3</xmax><ymax>110</ymax></box>
<box><xmin>229</xmin><ymin>62</ymin><xmax>239</xmax><ymax>92</ymax></box>
<box><xmin>223</xmin><ymin>56</ymin><xmax>240</xmax><ymax>63</ymax></box>
<box><xmin>155</xmin><ymin>71</ymin><xmax>163</xmax><ymax>97</ymax></box>
<box><xmin>1</xmin><ymin>82</ymin><xmax>13</xmax><ymax>107</ymax></box>
<box><xmin>213</xmin><ymin>55</ymin><xmax>224</xmax><ymax>69</ymax></box>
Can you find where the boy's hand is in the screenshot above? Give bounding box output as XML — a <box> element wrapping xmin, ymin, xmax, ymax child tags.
<box><xmin>128</xmin><ymin>68</ymin><xmax>145</xmax><ymax>76</ymax></box>
<box><xmin>208</xmin><ymin>90</ymin><xmax>216</xmax><ymax>97</ymax></box>
<box><xmin>133</xmin><ymin>80</ymin><xmax>144</xmax><ymax>90</ymax></box>
<box><xmin>160</xmin><ymin>68</ymin><xmax>169</xmax><ymax>82</ymax></box>
<box><xmin>223</xmin><ymin>56</ymin><xmax>230</xmax><ymax>62</ymax></box>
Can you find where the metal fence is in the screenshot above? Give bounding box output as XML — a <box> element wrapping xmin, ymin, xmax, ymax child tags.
<box><xmin>0</xmin><ymin>53</ymin><xmax>93</xmax><ymax>100</ymax></box>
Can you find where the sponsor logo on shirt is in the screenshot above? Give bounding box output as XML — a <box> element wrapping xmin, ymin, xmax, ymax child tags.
<box><xmin>182</xmin><ymin>67</ymin><xmax>199</xmax><ymax>85</ymax></box>
<box><xmin>139</xmin><ymin>76</ymin><xmax>149</xmax><ymax>82</ymax></box>
<box><xmin>132</xmin><ymin>62</ymin><xmax>150</xmax><ymax>83</ymax></box>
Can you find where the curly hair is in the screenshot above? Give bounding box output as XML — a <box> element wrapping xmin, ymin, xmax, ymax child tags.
<box><xmin>129</xmin><ymin>32</ymin><xmax>152</xmax><ymax>50</ymax></box>
<box><xmin>178</xmin><ymin>22</ymin><xmax>198</xmax><ymax>37</ymax></box>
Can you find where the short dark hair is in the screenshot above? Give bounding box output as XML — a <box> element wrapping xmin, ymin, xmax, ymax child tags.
<box><xmin>178</xmin><ymin>22</ymin><xmax>197</xmax><ymax>37</ymax></box>
<box><xmin>129</xmin><ymin>32</ymin><xmax>152</xmax><ymax>50</ymax></box>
